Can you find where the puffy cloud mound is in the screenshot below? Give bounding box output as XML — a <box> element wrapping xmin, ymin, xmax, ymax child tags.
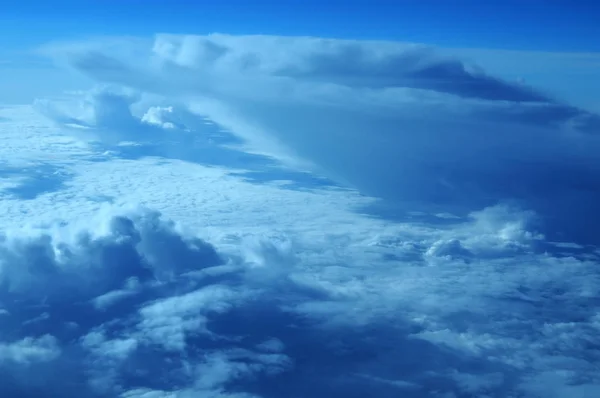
<box><xmin>0</xmin><ymin>206</ymin><xmax>449</xmax><ymax>397</ymax></box>
<box><xmin>42</xmin><ymin>34</ymin><xmax>600</xmax><ymax>244</ymax></box>
<box><xmin>0</xmin><ymin>207</ymin><xmax>232</xmax><ymax>396</ymax></box>
<box><xmin>0</xmin><ymin>203</ymin><xmax>598</xmax><ymax>398</ymax></box>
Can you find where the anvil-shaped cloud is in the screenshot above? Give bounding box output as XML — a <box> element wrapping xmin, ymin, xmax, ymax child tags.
<box><xmin>41</xmin><ymin>34</ymin><xmax>600</xmax><ymax>244</ymax></box>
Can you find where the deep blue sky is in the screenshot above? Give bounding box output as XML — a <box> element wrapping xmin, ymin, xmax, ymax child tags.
<box><xmin>1</xmin><ymin>0</ymin><xmax>599</xmax><ymax>52</ymax></box>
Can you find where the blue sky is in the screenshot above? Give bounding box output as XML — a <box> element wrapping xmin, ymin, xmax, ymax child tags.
<box><xmin>2</xmin><ymin>0</ymin><xmax>600</xmax><ymax>51</ymax></box>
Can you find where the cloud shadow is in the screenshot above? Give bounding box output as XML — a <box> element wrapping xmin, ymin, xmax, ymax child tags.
<box><xmin>0</xmin><ymin>164</ymin><xmax>72</xmax><ymax>200</ymax></box>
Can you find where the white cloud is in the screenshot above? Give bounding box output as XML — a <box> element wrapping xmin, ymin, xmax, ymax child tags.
<box><xmin>141</xmin><ymin>106</ymin><xmax>177</xmax><ymax>129</ymax></box>
<box><xmin>138</xmin><ymin>285</ymin><xmax>248</xmax><ymax>351</ymax></box>
<box><xmin>0</xmin><ymin>335</ymin><xmax>60</xmax><ymax>365</ymax></box>
<box><xmin>92</xmin><ymin>277</ymin><xmax>141</xmax><ymax>310</ymax></box>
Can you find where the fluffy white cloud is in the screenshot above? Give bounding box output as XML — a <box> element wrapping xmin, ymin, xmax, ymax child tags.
<box><xmin>0</xmin><ymin>204</ymin><xmax>286</xmax><ymax>396</ymax></box>
<box><xmin>0</xmin><ymin>335</ymin><xmax>60</xmax><ymax>365</ymax></box>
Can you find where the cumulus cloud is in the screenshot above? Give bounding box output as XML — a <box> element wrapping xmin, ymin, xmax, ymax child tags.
<box><xmin>0</xmin><ymin>207</ymin><xmax>229</xmax><ymax>395</ymax></box>
<box><xmin>0</xmin><ymin>198</ymin><xmax>595</xmax><ymax>397</ymax></box>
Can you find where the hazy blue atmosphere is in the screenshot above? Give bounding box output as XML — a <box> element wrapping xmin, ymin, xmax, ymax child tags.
<box><xmin>1</xmin><ymin>1</ymin><xmax>599</xmax><ymax>397</ymax></box>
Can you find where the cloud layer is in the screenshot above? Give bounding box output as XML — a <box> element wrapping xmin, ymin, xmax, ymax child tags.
<box><xmin>0</xmin><ymin>33</ymin><xmax>598</xmax><ymax>397</ymax></box>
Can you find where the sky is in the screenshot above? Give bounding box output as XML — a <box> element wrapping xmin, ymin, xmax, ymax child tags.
<box><xmin>2</xmin><ymin>0</ymin><xmax>600</xmax><ymax>51</ymax></box>
<box><xmin>1</xmin><ymin>2</ymin><xmax>599</xmax><ymax>398</ymax></box>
